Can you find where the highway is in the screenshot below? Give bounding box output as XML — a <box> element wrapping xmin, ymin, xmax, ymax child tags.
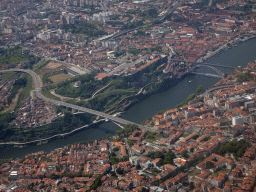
<box><xmin>0</xmin><ymin>69</ymin><xmax>151</xmax><ymax>131</ymax></box>
<box><xmin>98</xmin><ymin>0</ymin><xmax>186</xmax><ymax>42</ymax></box>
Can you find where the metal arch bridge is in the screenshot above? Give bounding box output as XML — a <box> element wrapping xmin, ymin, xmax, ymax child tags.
<box><xmin>171</xmin><ymin>59</ymin><xmax>235</xmax><ymax>69</ymax></box>
<box><xmin>189</xmin><ymin>64</ymin><xmax>224</xmax><ymax>78</ymax></box>
<box><xmin>170</xmin><ymin>59</ymin><xmax>236</xmax><ymax>78</ymax></box>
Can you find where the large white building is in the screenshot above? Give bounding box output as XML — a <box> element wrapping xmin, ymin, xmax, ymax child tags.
<box><xmin>232</xmin><ymin>116</ymin><xmax>244</xmax><ymax>126</ymax></box>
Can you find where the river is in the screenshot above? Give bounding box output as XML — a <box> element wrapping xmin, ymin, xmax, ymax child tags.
<box><xmin>1</xmin><ymin>38</ymin><xmax>256</xmax><ymax>159</ymax></box>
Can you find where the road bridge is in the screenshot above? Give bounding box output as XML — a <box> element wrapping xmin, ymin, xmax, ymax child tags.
<box><xmin>188</xmin><ymin>63</ymin><xmax>224</xmax><ymax>78</ymax></box>
<box><xmin>171</xmin><ymin>59</ymin><xmax>235</xmax><ymax>69</ymax></box>
<box><xmin>0</xmin><ymin>69</ymin><xmax>152</xmax><ymax>131</ymax></box>
<box><xmin>190</xmin><ymin>72</ymin><xmax>222</xmax><ymax>78</ymax></box>
<box><xmin>95</xmin><ymin>29</ymin><xmax>133</xmax><ymax>42</ymax></box>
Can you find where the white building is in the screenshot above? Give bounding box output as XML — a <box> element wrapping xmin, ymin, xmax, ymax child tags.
<box><xmin>232</xmin><ymin>116</ymin><xmax>244</xmax><ymax>126</ymax></box>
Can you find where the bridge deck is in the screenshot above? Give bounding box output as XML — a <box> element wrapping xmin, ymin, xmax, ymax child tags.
<box><xmin>190</xmin><ymin>72</ymin><xmax>222</xmax><ymax>78</ymax></box>
<box><xmin>171</xmin><ymin>59</ymin><xmax>235</xmax><ymax>69</ymax></box>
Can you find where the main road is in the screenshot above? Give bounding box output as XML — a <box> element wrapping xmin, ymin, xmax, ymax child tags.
<box><xmin>201</xmin><ymin>84</ymin><xmax>235</xmax><ymax>97</ymax></box>
<box><xmin>0</xmin><ymin>69</ymin><xmax>152</xmax><ymax>131</ymax></box>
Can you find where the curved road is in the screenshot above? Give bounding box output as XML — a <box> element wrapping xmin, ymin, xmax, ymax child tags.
<box><xmin>201</xmin><ymin>84</ymin><xmax>235</xmax><ymax>97</ymax></box>
<box><xmin>0</xmin><ymin>69</ymin><xmax>150</xmax><ymax>131</ymax></box>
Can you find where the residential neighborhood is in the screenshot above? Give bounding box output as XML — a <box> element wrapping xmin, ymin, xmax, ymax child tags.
<box><xmin>0</xmin><ymin>61</ymin><xmax>256</xmax><ymax>191</ymax></box>
<box><xmin>1</xmin><ymin>0</ymin><xmax>256</xmax><ymax>191</ymax></box>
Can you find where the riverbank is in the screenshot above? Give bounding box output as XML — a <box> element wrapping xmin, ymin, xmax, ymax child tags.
<box><xmin>0</xmin><ymin>119</ymin><xmax>105</xmax><ymax>147</ymax></box>
<box><xmin>200</xmin><ymin>34</ymin><xmax>256</xmax><ymax>62</ymax></box>
<box><xmin>109</xmin><ymin>35</ymin><xmax>256</xmax><ymax>114</ymax></box>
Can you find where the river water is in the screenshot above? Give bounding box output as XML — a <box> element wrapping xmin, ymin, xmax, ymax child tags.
<box><xmin>1</xmin><ymin>38</ymin><xmax>256</xmax><ymax>159</ymax></box>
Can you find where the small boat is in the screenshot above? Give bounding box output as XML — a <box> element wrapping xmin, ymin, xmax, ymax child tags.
<box><xmin>105</xmin><ymin>118</ymin><xmax>109</xmax><ymax>122</ymax></box>
<box><xmin>189</xmin><ymin>80</ymin><xmax>192</xmax><ymax>83</ymax></box>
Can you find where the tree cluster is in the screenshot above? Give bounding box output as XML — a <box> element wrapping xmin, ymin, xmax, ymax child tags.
<box><xmin>62</xmin><ymin>22</ymin><xmax>107</xmax><ymax>38</ymax></box>
<box><xmin>146</xmin><ymin>150</ymin><xmax>176</xmax><ymax>165</ymax></box>
<box><xmin>217</xmin><ymin>139</ymin><xmax>251</xmax><ymax>157</ymax></box>
<box><xmin>115</xmin><ymin>124</ymin><xmax>138</xmax><ymax>137</ymax></box>
<box><xmin>0</xmin><ymin>112</ymin><xmax>93</xmax><ymax>142</ymax></box>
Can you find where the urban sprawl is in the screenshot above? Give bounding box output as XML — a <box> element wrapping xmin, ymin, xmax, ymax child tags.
<box><xmin>1</xmin><ymin>0</ymin><xmax>256</xmax><ymax>191</ymax></box>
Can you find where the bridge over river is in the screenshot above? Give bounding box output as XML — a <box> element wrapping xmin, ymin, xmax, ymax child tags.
<box><xmin>171</xmin><ymin>59</ymin><xmax>235</xmax><ymax>69</ymax></box>
<box><xmin>171</xmin><ymin>59</ymin><xmax>236</xmax><ymax>78</ymax></box>
<box><xmin>0</xmin><ymin>69</ymin><xmax>152</xmax><ymax>131</ymax></box>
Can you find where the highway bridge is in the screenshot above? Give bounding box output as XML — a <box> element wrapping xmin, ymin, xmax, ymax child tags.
<box><xmin>0</xmin><ymin>69</ymin><xmax>151</xmax><ymax>131</ymax></box>
<box><xmin>171</xmin><ymin>59</ymin><xmax>233</xmax><ymax>78</ymax></box>
<box><xmin>190</xmin><ymin>72</ymin><xmax>223</xmax><ymax>78</ymax></box>
<box><xmin>171</xmin><ymin>59</ymin><xmax>235</xmax><ymax>69</ymax></box>
<box><xmin>188</xmin><ymin>64</ymin><xmax>224</xmax><ymax>78</ymax></box>
<box><xmin>95</xmin><ymin>29</ymin><xmax>134</xmax><ymax>42</ymax></box>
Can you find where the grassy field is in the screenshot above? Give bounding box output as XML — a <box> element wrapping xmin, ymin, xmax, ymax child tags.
<box><xmin>49</xmin><ymin>73</ymin><xmax>72</xmax><ymax>84</ymax></box>
<box><xmin>1</xmin><ymin>72</ymin><xmax>16</xmax><ymax>80</ymax></box>
<box><xmin>39</xmin><ymin>61</ymin><xmax>67</xmax><ymax>76</ymax></box>
<box><xmin>14</xmin><ymin>74</ymin><xmax>34</xmax><ymax>112</ymax></box>
<box><xmin>188</xmin><ymin>169</ymin><xmax>201</xmax><ymax>176</ymax></box>
<box><xmin>42</xmin><ymin>89</ymin><xmax>61</xmax><ymax>101</ymax></box>
<box><xmin>0</xmin><ymin>48</ymin><xmax>28</xmax><ymax>68</ymax></box>
<box><xmin>1</xmin><ymin>88</ymin><xmax>23</xmax><ymax>114</ymax></box>
<box><xmin>181</xmin><ymin>134</ymin><xmax>189</xmax><ymax>138</ymax></box>
<box><xmin>33</xmin><ymin>60</ymin><xmax>50</xmax><ymax>74</ymax></box>
<box><xmin>23</xmin><ymin>75</ymin><xmax>34</xmax><ymax>98</ymax></box>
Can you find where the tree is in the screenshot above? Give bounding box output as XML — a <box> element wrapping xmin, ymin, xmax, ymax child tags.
<box><xmin>136</xmin><ymin>164</ymin><xmax>141</xmax><ymax>170</ymax></box>
<box><xmin>164</xmin><ymin>151</ymin><xmax>175</xmax><ymax>164</ymax></box>
<box><xmin>147</xmin><ymin>8</ymin><xmax>158</xmax><ymax>18</ymax></box>
<box><xmin>174</xmin><ymin>17</ymin><xmax>183</xmax><ymax>22</ymax></box>
<box><xmin>110</xmin><ymin>152</ymin><xmax>116</xmax><ymax>156</ymax></box>
<box><xmin>182</xmin><ymin>180</ymin><xmax>189</xmax><ymax>186</ymax></box>
<box><xmin>90</xmin><ymin>175</ymin><xmax>103</xmax><ymax>190</ymax></box>
<box><xmin>237</xmin><ymin>149</ymin><xmax>244</xmax><ymax>157</ymax></box>
<box><xmin>127</xmin><ymin>140</ymin><xmax>134</xmax><ymax>147</ymax></box>
<box><xmin>189</xmin><ymin>182</ymin><xmax>195</xmax><ymax>190</ymax></box>
<box><xmin>145</xmin><ymin>132</ymin><xmax>157</xmax><ymax>141</ymax></box>
<box><xmin>217</xmin><ymin>139</ymin><xmax>251</xmax><ymax>157</ymax></box>
<box><xmin>237</xmin><ymin>73</ymin><xmax>251</xmax><ymax>83</ymax></box>
<box><xmin>196</xmin><ymin>85</ymin><xmax>204</xmax><ymax>94</ymax></box>
<box><xmin>204</xmin><ymin>136</ymin><xmax>211</xmax><ymax>141</ymax></box>
<box><xmin>50</xmin><ymin>173</ymin><xmax>57</xmax><ymax>179</ymax></box>
<box><xmin>139</xmin><ymin>187</ymin><xmax>150</xmax><ymax>192</ymax></box>
<box><xmin>154</xmin><ymin>151</ymin><xmax>164</xmax><ymax>159</ymax></box>
<box><xmin>113</xmin><ymin>147</ymin><xmax>119</xmax><ymax>151</ymax></box>
<box><xmin>206</xmin><ymin>161</ymin><xmax>214</xmax><ymax>169</ymax></box>
<box><xmin>110</xmin><ymin>156</ymin><xmax>119</xmax><ymax>165</ymax></box>
<box><xmin>181</xmin><ymin>150</ymin><xmax>189</xmax><ymax>158</ymax></box>
<box><xmin>192</xmin><ymin>135</ymin><xmax>199</xmax><ymax>140</ymax></box>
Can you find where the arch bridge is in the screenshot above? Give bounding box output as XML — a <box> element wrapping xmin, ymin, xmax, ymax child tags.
<box><xmin>189</xmin><ymin>64</ymin><xmax>224</xmax><ymax>78</ymax></box>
